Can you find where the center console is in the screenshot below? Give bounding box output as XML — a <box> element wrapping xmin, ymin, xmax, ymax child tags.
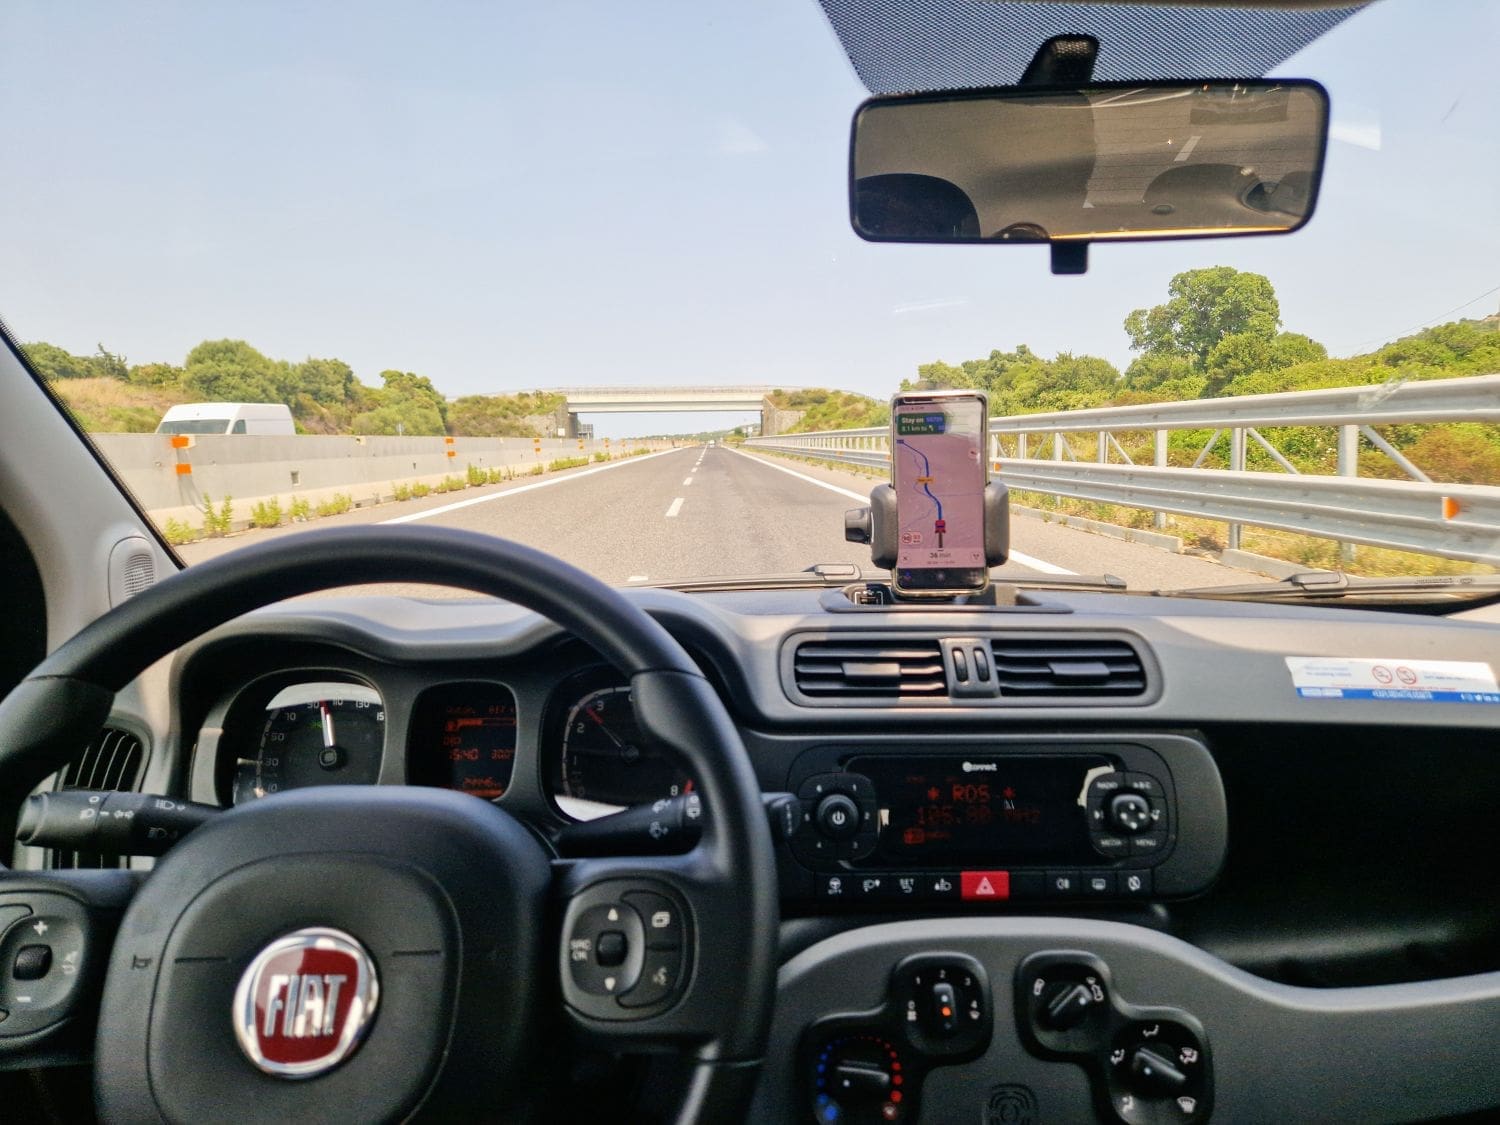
<box><xmin>775</xmin><ymin>734</ymin><xmax>1226</xmax><ymax>907</ymax></box>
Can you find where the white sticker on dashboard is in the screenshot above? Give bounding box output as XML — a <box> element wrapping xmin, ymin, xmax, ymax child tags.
<box><xmin>1286</xmin><ymin>657</ymin><xmax>1499</xmax><ymax>704</ymax></box>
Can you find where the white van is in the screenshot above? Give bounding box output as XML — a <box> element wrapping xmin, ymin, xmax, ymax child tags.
<box><xmin>155</xmin><ymin>402</ymin><xmax>296</xmax><ymax>436</ymax></box>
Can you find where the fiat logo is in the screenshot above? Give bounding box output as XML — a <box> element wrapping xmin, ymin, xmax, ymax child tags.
<box><xmin>233</xmin><ymin>927</ymin><xmax>379</xmax><ymax>1078</ymax></box>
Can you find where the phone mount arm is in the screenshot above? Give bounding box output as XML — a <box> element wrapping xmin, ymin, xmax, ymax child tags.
<box><xmin>845</xmin><ymin>480</ymin><xmax>1010</xmax><ymax>570</ymax></box>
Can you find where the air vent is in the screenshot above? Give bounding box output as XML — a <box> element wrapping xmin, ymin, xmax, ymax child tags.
<box><xmin>793</xmin><ymin>638</ymin><xmax>948</xmax><ymax>699</ymax></box>
<box><xmin>50</xmin><ymin>726</ymin><xmax>146</xmax><ymax>870</ymax></box>
<box><xmin>990</xmin><ymin>638</ymin><xmax>1147</xmax><ymax>697</ymax></box>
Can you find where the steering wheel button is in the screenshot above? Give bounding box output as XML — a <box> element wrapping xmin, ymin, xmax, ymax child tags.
<box><xmin>622</xmin><ymin>891</ymin><xmax>683</xmax><ymax>950</ymax></box>
<box><xmin>595</xmin><ymin>931</ymin><xmax>627</xmax><ymax>967</ymax></box>
<box><xmin>619</xmin><ymin>949</ymin><xmax>682</xmax><ymax>1009</ymax></box>
<box><xmin>13</xmin><ymin>944</ymin><xmax>51</xmax><ymax>981</ymax></box>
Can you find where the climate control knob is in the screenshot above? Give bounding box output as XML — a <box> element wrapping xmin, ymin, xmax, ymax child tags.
<box><xmin>815</xmin><ymin>793</ymin><xmax>861</xmax><ymax>841</ymax></box>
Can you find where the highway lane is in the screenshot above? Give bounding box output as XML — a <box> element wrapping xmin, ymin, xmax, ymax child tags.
<box><xmin>177</xmin><ymin>443</ymin><xmax>1247</xmax><ymax>592</ymax></box>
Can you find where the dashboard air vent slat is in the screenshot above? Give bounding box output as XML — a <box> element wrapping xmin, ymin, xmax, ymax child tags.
<box><xmin>51</xmin><ymin>727</ymin><xmax>145</xmax><ymax>870</ymax></box>
<box><xmin>793</xmin><ymin>639</ymin><xmax>948</xmax><ymax>698</ymax></box>
<box><xmin>991</xmin><ymin>638</ymin><xmax>1146</xmax><ymax>697</ymax></box>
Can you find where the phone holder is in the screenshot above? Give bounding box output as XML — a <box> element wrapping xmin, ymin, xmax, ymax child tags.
<box><xmin>845</xmin><ymin>480</ymin><xmax>1010</xmax><ymax>570</ymax></box>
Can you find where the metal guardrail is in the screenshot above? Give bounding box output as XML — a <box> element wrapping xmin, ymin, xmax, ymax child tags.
<box><xmin>745</xmin><ymin>374</ymin><xmax>1500</xmax><ymax>565</ymax></box>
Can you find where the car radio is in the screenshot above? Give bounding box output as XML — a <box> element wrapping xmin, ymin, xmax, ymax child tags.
<box><xmin>781</xmin><ymin>738</ymin><xmax>1225</xmax><ymax>905</ymax></box>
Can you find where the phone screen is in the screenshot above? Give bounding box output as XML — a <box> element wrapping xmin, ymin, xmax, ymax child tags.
<box><xmin>892</xmin><ymin>394</ymin><xmax>988</xmax><ymax>593</ymax></box>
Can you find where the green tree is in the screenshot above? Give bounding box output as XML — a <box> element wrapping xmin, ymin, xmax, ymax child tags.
<box><xmin>1124</xmin><ymin>266</ymin><xmax>1281</xmax><ymax>365</ymax></box>
<box><xmin>293</xmin><ymin>357</ymin><xmax>356</xmax><ymax>405</ymax></box>
<box><xmin>351</xmin><ymin>369</ymin><xmax>448</xmax><ymax>435</ymax></box>
<box><xmin>182</xmin><ymin>339</ymin><xmax>286</xmax><ymax>402</ymax></box>
<box><xmin>1203</xmin><ymin>330</ymin><xmax>1327</xmax><ymax>394</ymax></box>
<box><xmin>23</xmin><ymin>342</ymin><xmax>97</xmax><ymax>381</ymax></box>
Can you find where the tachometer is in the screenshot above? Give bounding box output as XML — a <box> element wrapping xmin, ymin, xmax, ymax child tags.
<box><xmin>556</xmin><ymin>682</ymin><xmax>693</xmax><ymax>821</ymax></box>
<box><xmin>231</xmin><ymin>682</ymin><xmax>384</xmax><ymax>804</ymax></box>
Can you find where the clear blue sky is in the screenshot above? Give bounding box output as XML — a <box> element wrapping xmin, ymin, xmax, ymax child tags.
<box><xmin>1</xmin><ymin>0</ymin><xmax>1495</xmax><ymax>437</ymax></box>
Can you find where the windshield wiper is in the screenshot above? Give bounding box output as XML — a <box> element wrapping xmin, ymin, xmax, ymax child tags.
<box><xmin>1157</xmin><ymin>571</ymin><xmax>1500</xmax><ymax>603</ymax></box>
<box><xmin>633</xmin><ymin>566</ymin><xmax>1131</xmax><ymax>594</ymax></box>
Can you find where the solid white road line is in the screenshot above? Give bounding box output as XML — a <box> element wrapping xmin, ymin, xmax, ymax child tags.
<box><xmin>665</xmin><ymin>497</ymin><xmax>685</xmax><ymax>517</ymax></box>
<box><xmin>381</xmin><ymin>447</ymin><xmax>681</xmax><ymax>525</ymax></box>
<box><xmin>684</xmin><ymin>477</ymin><xmax>694</xmax><ymax>485</ymax></box>
<box><xmin>730</xmin><ymin>447</ymin><xmax>1076</xmax><ymax>576</ymax></box>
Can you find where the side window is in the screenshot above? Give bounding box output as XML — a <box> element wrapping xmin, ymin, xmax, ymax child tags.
<box><xmin>231</xmin><ymin>420</ymin><xmax>247</xmax><ymax>434</ymax></box>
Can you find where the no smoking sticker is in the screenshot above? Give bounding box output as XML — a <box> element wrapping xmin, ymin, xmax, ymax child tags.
<box><xmin>1286</xmin><ymin>657</ymin><xmax>1499</xmax><ymax>704</ymax></box>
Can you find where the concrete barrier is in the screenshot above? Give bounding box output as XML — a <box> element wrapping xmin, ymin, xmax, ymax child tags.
<box><xmin>89</xmin><ymin>433</ymin><xmax>669</xmax><ymax>529</ymax></box>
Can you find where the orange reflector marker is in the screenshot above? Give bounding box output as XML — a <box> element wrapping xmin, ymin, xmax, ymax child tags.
<box><xmin>446</xmin><ymin>449</ymin><xmax>456</xmax><ymax>458</ymax></box>
<box><xmin>169</xmin><ymin>435</ymin><xmax>192</xmax><ymax>449</ymax></box>
<box><xmin>444</xmin><ymin>436</ymin><xmax>454</xmax><ymax>444</ymax></box>
<box><xmin>174</xmin><ymin>463</ymin><xmax>192</xmax><ymax>475</ymax></box>
<box><xmin>1442</xmin><ymin>496</ymin><xmax>1462</xmax><ymax>520</ymax></box>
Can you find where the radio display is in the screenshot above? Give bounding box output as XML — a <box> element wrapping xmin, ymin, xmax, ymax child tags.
<box><xmin>847</xmin><ymin>754</ymin><xmax>1110</xmax><ymax>866</ymax></box>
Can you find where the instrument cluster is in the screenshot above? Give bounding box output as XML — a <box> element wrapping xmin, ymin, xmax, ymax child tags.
<box><xmin>208</xmin><ymin>664</ymin><xmax>693</xmax><ymax>823</ymax></box>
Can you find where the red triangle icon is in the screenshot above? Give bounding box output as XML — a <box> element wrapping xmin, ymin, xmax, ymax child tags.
<box><xmin>976</xmin><ymin>876</ymin><xmax>995</xmax><ymax>896</ymax></box>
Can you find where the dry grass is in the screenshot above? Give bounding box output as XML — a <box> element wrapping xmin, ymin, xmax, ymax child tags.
<box><xmin>49</xmin><ymin>378</ymin><xmax>186</xmax><ymax>433</ymax></box>
<box><xmin>1013</xmin><ymin>491</ymin><xmax>1497</xmax><ymax>579</ymax></box>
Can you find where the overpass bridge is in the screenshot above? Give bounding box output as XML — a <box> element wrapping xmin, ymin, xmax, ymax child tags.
<box><xmin>491</xmin><ymin>385</ymin><xmax>824</xmax><ymax>436</ymax></box>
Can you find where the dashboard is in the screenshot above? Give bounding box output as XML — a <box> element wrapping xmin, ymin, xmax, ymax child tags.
<box><xmin>148</xmin><ymin>585</ymin><xmax>1500</xmax><ymax>1124</ymax></box>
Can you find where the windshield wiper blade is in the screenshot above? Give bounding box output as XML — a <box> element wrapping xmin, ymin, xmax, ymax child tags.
<box><xmin>1157</xmin><ymin>572</ymin><xmax>1500</xmax><ymax>601</ymax></box>
<box><xmin>632</xmin><ymin>565</ymin><xmax>867</xmax><ymax>592</ymax></box>
<box><xmin>634</xmin><ymin>567</ymin><xmax>1131</xmax><ymax>594</ymax></box>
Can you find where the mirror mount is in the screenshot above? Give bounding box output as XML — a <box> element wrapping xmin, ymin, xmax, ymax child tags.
<box><xmin>1020</xmin><ymin>35</ymin><xmax>1098</xmax><ymax>86</ymax></box>
<box><xmin>1025</xmin><ymin>38</ymin><xmax>1099</xmax><ymax>273</ymax></box>
<box><xmin>1050</xmin><ymin>241</ymin><xmax>1088</xmax><ymax>276</ymax></box>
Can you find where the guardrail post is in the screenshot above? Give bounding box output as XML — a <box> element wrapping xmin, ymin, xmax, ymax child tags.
<box><xmin>1153</xmin><ymin>429</ymin><xmax>1167</xmax><ymax>530</ymax></box>
<box><xmin>1097</xmin><ymin>432</ymin><xmax>1108</xmax><ymax>464</ymax></box>
<box><xmin>1227</xmin><ymin>428</ymin><xmax>1246</xmax><ymax>550</ymax></box>
<box><xmin>1338</xmin><ymin>424</ymin><xmax>1358</xmax><ymax>564</ymax></box>
<box><xmin>1053</xmin><ymin>433</ymin><xmax>1063</xmax><ymax>461</ymax></box>
<box><xmin>1017</xmin><ymin>433</ymin><xmax>1028</xmax><ymax>460</ymax></box>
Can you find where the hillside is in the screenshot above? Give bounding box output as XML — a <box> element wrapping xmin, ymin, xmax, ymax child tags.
<box><xmin>765</xmin><ymin>388</ymin><xmax>889</xmax><ymax>432</ymax></box>
<box><xmin>25</xmin><ymin>339</ymin><xmax>562</xmax><ymax>439</ymax></box>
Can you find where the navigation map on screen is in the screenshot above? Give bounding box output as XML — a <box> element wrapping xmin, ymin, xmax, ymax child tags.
<box><xmin>893</xmin><ymin>398</ymin><xmax>986</xmax><ymax>578</ymax></box>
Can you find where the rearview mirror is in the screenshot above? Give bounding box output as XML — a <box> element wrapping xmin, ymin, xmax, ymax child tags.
<box><xmin>850</xmin><ymin>80</ymin><xmax>1329</xmax><ymax>272</ymax></box>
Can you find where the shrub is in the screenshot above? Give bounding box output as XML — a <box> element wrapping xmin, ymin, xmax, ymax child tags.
<box><xmin>250</xmin><ymin>498</ymin><xmax>283</xmax><ymax>529</ymax></box>
<box><xmin>315</xmin><ymin>492</ymin><xmax>353</xmax><ymax>517</ymax></box>
<box><xmin>528</xmin><ymin>463</ymin><xmax>545</xmax><ymax>476</ymax></box>
<box><xmin>202</xmin><ymin>495</ymin><xmax>233</xmax><ymax>537</ymax></box>
<box><xmin>466</xmin><ymin>463</ymin><xmax>487</xmax><ymax>486</ymax></box>
<box><xmin>592</xmin><ymin>451</ymin><xmax>608</xmax><ymax>462</ymax></box>
<box><xmin>547</xmin><ymin>456</ymin><xmax>589</xmax><ymax>472</ymax></box>
<box><xmin>411</xmin><ymin>481</ymin><xmax>432</xmax><ymax>497</ymax></box>
<box><xmin>161</xmin><ymin>518</ymin><xmax>196</xmax><ymax>545</ymax></box>
<box><xmin>289</xmin><ymin>497</ymin><xmax>311</xmax><ymax>521</ymax></box>
<box><xmin>392</xmin><ymin>482</ymin><xmax>412</xmax><ymax>501</ymax></box>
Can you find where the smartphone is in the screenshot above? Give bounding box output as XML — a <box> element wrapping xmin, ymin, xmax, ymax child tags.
<box><xmin>890</xmin><ymin>390</ymin><xmax>989</xmax><ymax>597</ymax></box>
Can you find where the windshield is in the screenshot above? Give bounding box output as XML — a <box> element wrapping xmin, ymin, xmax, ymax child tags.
<box><xmin>3</xmin><ymin>0</ymin><xmax>1496</xmax><ymax>595</ymax></box>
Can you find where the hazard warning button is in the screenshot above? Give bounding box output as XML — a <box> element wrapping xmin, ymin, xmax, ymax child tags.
<box><xmin>960</xmin><ymin>870</ymin><xmax>1010</xmax><ymax>901</ymax></box>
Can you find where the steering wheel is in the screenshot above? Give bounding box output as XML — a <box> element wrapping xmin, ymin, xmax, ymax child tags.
<box><xmin>0</xmin><ymin>526</ymin><xmax>778</xmax><ymax>1123</ymax></box>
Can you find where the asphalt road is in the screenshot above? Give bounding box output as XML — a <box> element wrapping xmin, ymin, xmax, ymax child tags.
<box><xmin>176</xmin><ymin>444</ymin><xmax>1249</xmax><ymax>594</ymax></box>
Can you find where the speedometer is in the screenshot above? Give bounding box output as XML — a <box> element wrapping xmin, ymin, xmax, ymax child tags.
<box><xmin>230</xmin><ymin>682</ymin><xmax>384</xmax><ymax>804</ymax></box>
<box><xmin>554</xmin><ymin>680</ymin><xmax>694</xmax><ymax>821</ymax></box>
